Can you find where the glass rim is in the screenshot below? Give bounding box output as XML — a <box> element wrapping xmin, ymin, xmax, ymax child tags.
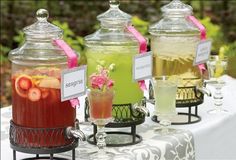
<box><xmin>208</xmin><ymin>55</ymin><xmax>228</xmax><ymax>61</ymax></box>
<box><xmin>153</xmin><ymin>75</ymin><xmax>181</xmax><ymax>82</ymax></box>
<box><xmin>87</xmin><ymin>88</ymin><xmax>115</xmax><ymax>96</ymax></box>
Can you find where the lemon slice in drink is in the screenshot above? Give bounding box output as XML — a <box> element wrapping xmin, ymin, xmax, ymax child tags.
<box><xmin>214</xmin><ymin>61</ymin><xmax>224</xmax><ymax>78</ymax></box>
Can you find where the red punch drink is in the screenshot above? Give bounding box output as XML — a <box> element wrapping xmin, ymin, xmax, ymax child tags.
<box><xmin>8</xmin><ymin>9</ymin><xmax>80</xmax><ymax>152</ymax></box>
<box><xmin>11</xmin><ymin>67</ymin><xmax>76</xmax><ymax>147</ymax></box>
<box><xmin>87</xmin><ymin>67</ymin><xmax>114</xmax><ymax>126</ymax></box>
<box><xmin>88</xmin><ymin>90</ymin><xmax>113</xmax><ymax>120</ymax></box>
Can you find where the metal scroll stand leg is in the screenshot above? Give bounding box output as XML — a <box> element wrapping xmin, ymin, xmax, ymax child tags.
<box><xmin>72</xmin><ymin>148</ymin><xmax>75</xmax><ymax>160</ymax></box>
<box><xmin>50</xmin><ymin>154</ymin><xmax>53</xmax><ymax>160</ymax></box>
<box><xmin>13</xmin><ymin>150</ymin><xmax>16</xmax><ymax>160</ymax></box>
<box><xmin>131</xmin><ymin>124</ymin><xmax>136</xmax><ymax>143</ymax></box>
<box><xmin>188</xmin><ymin>106</ymin><xmax>191</xmax><ymax>123</ymax></box>
<box><xmin>93</xmin><ymin>125</ymin><xmax>98</xmax><ymax>144</ymax></box>
<box><xmin>195</xmin><ymin>106</ymin><xmax>198</xmax><ymax>116</ymax></box>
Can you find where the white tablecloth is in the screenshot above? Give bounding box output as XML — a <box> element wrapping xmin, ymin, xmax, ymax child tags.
<box><xmin>1</xmin><ymin>75</ymin><xmax>236</xmax><ymax>160</ymax></box>
<box><xmin>180</xmin><ymin>75</ymin><xmax>236</xmax><ymax>160</ymax></box>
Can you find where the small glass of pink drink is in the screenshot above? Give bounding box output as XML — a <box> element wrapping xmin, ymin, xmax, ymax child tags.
<box><xmin>87</xmin><ymin>67</ymin><xmax>115</xmax><ymax>160</ymax></box>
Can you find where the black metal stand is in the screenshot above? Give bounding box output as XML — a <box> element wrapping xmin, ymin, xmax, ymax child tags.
<box><xmin>148</xmin><ymin>80</ymin><xmax>204</xmax><ymax>124</ymax></box>
<box><xmin>10</xmin><ymin>120</ymin><xmax>78</xmax><ymax>160</ymax></box>
<box><xmin>87</xmin><ymin>125</ymin><xmax>142</xmax><ymax>147</ymax></box>
<box><xmin>85</xmin><ymin>97</ymin><xmax>146</xmax><ymax>147</ymax></box>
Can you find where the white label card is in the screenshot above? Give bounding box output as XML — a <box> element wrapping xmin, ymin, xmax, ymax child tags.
<box><xmin>133</xmin><ymin>52</ymin><xmax>153</xmax><ymax>81</ymax></box>
<box><xmin>61</xmin><ymin>65</ymin><xmax>87</xmax><ymax>102</ymax></box>
<box><xmin>193</xmin><ymin>40</ymin><xmax>212</xmax><ymax>66</ymax></box>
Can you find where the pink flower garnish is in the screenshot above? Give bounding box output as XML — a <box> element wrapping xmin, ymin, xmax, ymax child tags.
<box><xmin>89</xmin><ymin>68</ymin><xmax>114</xmax><ymax>91</ymax></box>
<box><xmin>91</xmin><ymin>75</ymin><xmax>107</xmax><ymax>89</ymax></box>
<box><xmin>107</xmin><ymin>80</ymin><xmax>114</xmax><ymax>89</ymax></box>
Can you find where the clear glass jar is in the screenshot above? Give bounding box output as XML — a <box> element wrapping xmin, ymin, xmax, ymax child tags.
<box><xmin>8</xmin><ymin>9</ymin><xmax>76</xmax><ymax>147</ymax></box>
<box><xmin>149</xmin><ymin>0</ymin><xmax>202</xmax><ymax>93</ymax></box>
<box><xmin>85</xmin><ymin>1</ymin><xmax>142</xmax><ymax>105</ymax></box>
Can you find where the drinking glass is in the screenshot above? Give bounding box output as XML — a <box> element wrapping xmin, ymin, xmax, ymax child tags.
<box><xmin>207</xmin><ymin>55</ymin><xmax>228</xmax><ymax>114</ymax></box>
<box><xmin>88</xmin><ymin>89</ymin><xmax>114</xmax><ymax>160</ymax></box>
<box><xmin>152</xmin><ymin>76</ymin><xmax>178</xmax><ymax>135</ymax></box>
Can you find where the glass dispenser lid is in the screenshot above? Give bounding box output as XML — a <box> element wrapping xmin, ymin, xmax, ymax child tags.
<box><xmin>97</xmin><ymin>0</ymin><xmax>131</xmax><ymax>24</ymax></box>
<box><xmin>23</xmin><ymin>9</ymin><xmax>62</xmax><ymax>38</ymax></box>
<box><xmin>149</xmin><ymin>0</ymin><xmax>198</xmax><ymax>34</ymax></box>
<box><xmin>161</xmin><ymin>0</ymin><xmax>192</xmax><ymax>15</ymax></box>
<box><xmin>85</xmin><ymin>0</ymin><xmax>137</xmax><ymax>45</ymax></box>
<box><xmin>9</xmin><ymin>9</ymin><xmax>67</xmax><ymax>62</ymax></box>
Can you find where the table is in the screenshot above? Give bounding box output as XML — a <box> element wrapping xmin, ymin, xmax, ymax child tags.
<box><xmin>1</xmin><ymin>75</ymin><xmax>236</xmax><ymax>160</ymax></box>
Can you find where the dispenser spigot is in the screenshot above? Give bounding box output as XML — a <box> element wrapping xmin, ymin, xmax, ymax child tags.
<box><xmin>197</xmin><ymin>87</ymin><xmax>212</xmax><ymax>97</ymax></box>
<box><xmin>133</xmin><ymin>103</ymin><xmax>150</xmax><ymax>117</ymax></box>
<box><xmin>66</xmin><ymin>119</ymin><xmax>86</xmax><ymax>141</ymax></box>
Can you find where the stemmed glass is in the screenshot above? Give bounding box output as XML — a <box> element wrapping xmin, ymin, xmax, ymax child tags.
<box><xmin>206</xmin><ymin>55</ymin><xmax>228</xmax><ymax>114</ymax></box>
<box><xmin>88</xmin><ymin>89</ymin><xmax>114</xmax><ymax>160</ymax></box>
<box><xmin>87</xmin><ymin>66</ymin><xmax>115</xmax><ymax>160</ymax></box>
<box><xmin>152</xmin><ymin>76</ymin><xmax>178</xmax><ymax>135</ymax></box>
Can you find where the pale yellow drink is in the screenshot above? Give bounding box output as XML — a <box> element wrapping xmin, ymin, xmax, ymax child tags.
<box><xmin>153</xmin><ymin>79</ymin><xmax>177</xmax><ymax>117</ymax></box>
<box><xmin>151</xmin><ymin>36</ymin><xmax>202</xmax><ymax>100</ymax></box>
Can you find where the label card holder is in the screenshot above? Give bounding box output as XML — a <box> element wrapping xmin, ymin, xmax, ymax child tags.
<box><xmin>193</xmin><ymin>40</ymin><xmax>212</xmax><ymax>66</ymax></box>
<box><xmin>133</xmin><ymin>52</ymin><xmax>152</xmax><ymax>81</ymax></box>
<box><xmin>61</xmin><ymin>65</ymin><xmax>87</xmax><ymax>102</ymax></box>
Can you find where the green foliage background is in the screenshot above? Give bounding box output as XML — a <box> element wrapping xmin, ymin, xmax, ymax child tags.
<box><xmin>1</xmin><ymin>0</ymin><xmax>236</xmax><ymax>61</ymax></box>
<box><xmin>1</xmin><ymin>0</ymin><xmax>236</xmax><ymax>107</ymax></box>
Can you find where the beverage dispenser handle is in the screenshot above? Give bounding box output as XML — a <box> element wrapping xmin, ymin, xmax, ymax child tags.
<box><xmin>187</xmin><ymin>16</ymin><xmax>207</xmax><ymax>75</ymax></box>
<box><xmin>53</xmin><ymin>39</ymin><xmax>80</xmax><ymax>108</ymax></box>
<box><xmin>53</xmin><ymin>39</ymin><xmax>78</xmax><ymax>68</ymax></box>
<box><xmin>126</xmin><ymin>26</ymin><xmax>147</xmax><ymax>91</ymax></box>
<box><xmin>187</xmin><ymin>16</ymin><xmax>206</xmax><ymax>40</ymax></box>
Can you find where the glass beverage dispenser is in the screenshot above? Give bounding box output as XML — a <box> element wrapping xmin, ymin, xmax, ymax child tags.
<box><xmin>85</xmin><ymin>1</ymin><xmax>148</xmax><ymax>121</ymax></box>
<box><xmin>8</xmin><ymin>9</ymin><xmax>85</xmax><ymax>157</ymax></box>
<box><xmin>149</xmin><ymin>0</ymin><xmax>205</xmax><ymax>102</ymax></box>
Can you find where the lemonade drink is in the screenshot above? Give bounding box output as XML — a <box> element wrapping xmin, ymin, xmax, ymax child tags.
<box><xmin>149</xmin><ymin>0</ymin><xmax>204</xmax><ymax>102</ymax></box>
<box><xmin>207</xmin><ymin>56</ymin><xmax>227</xmax><ymax>88</ymax></box>
<box><xmin>153</xmin><ymin>79</ymin><xmax>177</xmax><ymax>116</ymax></box>
<box><xmin>151</xmin><ymin>36</ymin><xmax>201</xmax><ymax>82</ymax></box>
<box><xmin>207</xmin><ymin>57</ymin><xmax>227</xmax><ymax>79</ymax></box>
<box><xmin>86</xmin><ymin>45</ymin><xmax>143</xmax><ymax>105</ymax></box>
<box><xmin>151</xmin><ymin>36</ymin><xmax>202</xmax><ymax>100</ymax></box>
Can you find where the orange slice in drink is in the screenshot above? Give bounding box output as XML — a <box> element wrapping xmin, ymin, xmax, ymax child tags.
<box><xmin>15</xmin><ymin>75</ymin><xmax>33</xmax><ymax>98</ymax></box>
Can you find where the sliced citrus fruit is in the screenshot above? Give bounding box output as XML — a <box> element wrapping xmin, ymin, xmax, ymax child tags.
<box><xmin>18</xmin><ymin>77</ymin><xmax>33</xmax><ymax>90</ymax></box>
<box><xmin>214</xmin><ymin>61</ymin><xmax>224</xmax><ymax>78</ymax></box>
<box><xmin>15</xmin><ymin>75</ymin><xmax>33</xmax><ymax>98</ymax></box>
<box><xmin>28</xmin><ymin>87</ymin><xmax>41</xmax><ymax>102</ymax></box>
<box><xmin>39</xmin><ymin>77</ymin><xmax>60</xmax><ymax>89</ymax></box>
